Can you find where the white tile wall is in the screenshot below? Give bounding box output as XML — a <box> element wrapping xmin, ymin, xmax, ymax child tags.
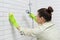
<box><xmin>0</xmin><ymin>0</ymin><xmax>60</xmax><ymax>40</ymax></box>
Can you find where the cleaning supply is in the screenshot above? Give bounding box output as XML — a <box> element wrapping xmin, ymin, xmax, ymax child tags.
<box><xmin>9</xmin><ymin>12</ymin><xmax>19</xmax><ymax>28</ymax></box>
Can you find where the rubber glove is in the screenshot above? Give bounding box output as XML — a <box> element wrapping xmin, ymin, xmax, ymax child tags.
<box><xmin>29</xmin><ymin>13</ymin><xmax>37</xmax><ymax>22</ymax></box>
<box><xmin>26</xmin><ymin>10</ymin><xmax>37</xmax><ymax>22</ymax></box>
<box><xmin>9</xmin><ymin>12</ymin><xmax>19</xmax><ymax>28</ymax></box>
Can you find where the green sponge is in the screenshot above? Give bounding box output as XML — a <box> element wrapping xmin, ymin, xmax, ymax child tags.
<box><xmin>9</xmin><ymin>12</ymin><xmax>19</xmax><ymax>28</ymax></box>
<box><xmin>29</xmin><ymin>13</ymin><xmax>37</xmax><ymax>22</ymax></box>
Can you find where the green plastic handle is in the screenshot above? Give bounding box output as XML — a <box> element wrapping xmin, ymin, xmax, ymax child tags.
<box><xmin>29</xmin><ymin>13</ymin><xmax>37</xmax><ymax>22</ymax></box>
<box><xmin>9</xmin><ymin>12</ymin><xmax>19</xmax><ymax>28</ymax></box>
